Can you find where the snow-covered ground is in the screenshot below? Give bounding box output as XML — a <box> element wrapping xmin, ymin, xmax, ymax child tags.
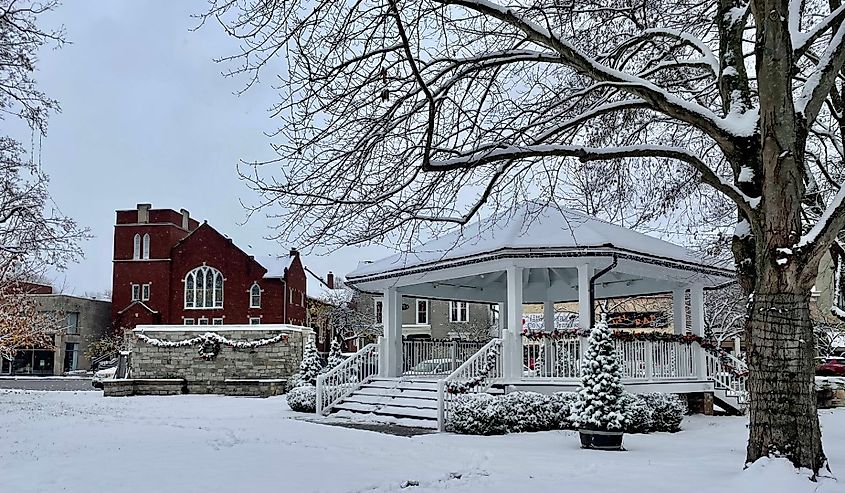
<box><xmin>0</xmin><ymin>390</ymin><xmax>842</xmax><ymax>493</ymax></box>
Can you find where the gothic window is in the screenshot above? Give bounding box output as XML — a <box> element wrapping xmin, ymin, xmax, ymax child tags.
<box><xmin>142</xmin><ymin>233</ymin><xmax>150</xmax><ymax>259</ymax></box>
<box><xmin>250</xmin><ymin>284</ymin><xmax>261</xmax><ymax>308</ymax></box>
<box><xmin>133</xmin><ymin>234</ymin><xmax>141</xmax><ymax>259</ymax></box>
<box><xmin>184</xmin><ymin>266</ymin><xmax>224</xmax><ymax>309</ymax></box>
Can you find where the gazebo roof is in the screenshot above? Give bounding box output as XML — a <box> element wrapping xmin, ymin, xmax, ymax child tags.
<box><xmin>347</xmin><ymin>202</ymin><xmax>733</xmax><ymax>303</ymax></box>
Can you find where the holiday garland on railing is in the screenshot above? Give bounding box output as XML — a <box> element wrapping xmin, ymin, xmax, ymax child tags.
<box><xmin>521</xmin><ymin>328</ymin><xmax>749</xmax><ymax>378</ymax></box>
<box><xmin>136</xmin><ymin>331</ymin><xmax>290</xmax><ymax>361</ymax></box>
<box><xmin>445</xmin><ymin>341</ymin><xmax>501</xmax><ymax>394</ymax></box>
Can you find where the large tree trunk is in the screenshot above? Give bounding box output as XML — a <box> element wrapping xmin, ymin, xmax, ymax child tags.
<box><xmin>745</xmin><ymin>271</ymin><xmax>825</xmax><ymax>472</ymax></box>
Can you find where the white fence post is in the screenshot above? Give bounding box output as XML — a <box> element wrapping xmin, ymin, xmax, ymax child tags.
<box><xmin>437</xmin><ymin>379</ymin><xmax>446</xmax><ymax>431</ymax></box>
<box><xmin>645</xmin><ymin>340</ymin><xmax>654</xmax><ymax>382</ymax></box>
<box><xmin>316</xmin><ymin>374</ymin><xmax>324</xmax><ymax>415</ymax></box>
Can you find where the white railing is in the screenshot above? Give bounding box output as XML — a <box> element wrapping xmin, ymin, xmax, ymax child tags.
<box><xmin>523</xmin><ymin>337</ymin><xmax>582</xmax><ymax>379</ymax></box>
<box><xmin>705</xmin><ymin>351</ymin><xmax>749</xmax><ymax>406</ymax></box>
<box><xmin>315</xmin><ymin>343</ymin><xmax>379</xmax><ymax>415</ymax></box>
<box><xmin>403</xmin><ymin>339</ymin><xmax>488</xmax><ymax>375</ymax></box>
<box><xmin>437</xmin><ymin>338</ymin><xmax>503</xmax><ymax>431</ymax></box>
<box><xmin>521</xmin><ymin>335</ymin><xmax>704</xmax><ymax>383</ymax></box>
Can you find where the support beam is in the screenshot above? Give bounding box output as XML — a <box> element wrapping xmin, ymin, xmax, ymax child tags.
<box><xmin>543</xmin><ymin>300</ymin><xmax>555</xmax><ymax>375</ymax></box>
<box><xmin>380</xmin><ymin>288</ymin><xmax>403</xmax><ymax>377</ymax></box>
<box><xmin>506</xmin><ymin>266</ymin><xmax>524</xmax><ymax>379</ymax></box>
<box><xmin>689</xmin><ymin>284</ymin><xmax>707</xmax><ymax>380</ymax></box>
<box><xmin>673</xmin><ymin>288</ymin><xmax>687</xmax><ymax>335</ymax></box>
<box><xmin>577</xmin><ymin>264</ymin><xmax>593</xmax><ymax>329</ymax></box>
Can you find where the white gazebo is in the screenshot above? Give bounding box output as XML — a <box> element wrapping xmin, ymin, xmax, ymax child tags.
<box><xmin>318</xmin><ymin>202</ymin><xmax>746</xmax><ymax>427</ymax></box>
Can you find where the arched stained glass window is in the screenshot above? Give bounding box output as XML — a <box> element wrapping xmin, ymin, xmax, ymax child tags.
<box><xmin>184</xmin><ymin>266</ymin><xmax>224</xmax><ymax>308</ymax></box>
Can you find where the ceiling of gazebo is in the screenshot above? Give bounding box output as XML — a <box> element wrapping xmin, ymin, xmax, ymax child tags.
<box><xmin>346</xmin><ymin>202</ymin><xmax>734</xmax><ymax>302</ymax></box>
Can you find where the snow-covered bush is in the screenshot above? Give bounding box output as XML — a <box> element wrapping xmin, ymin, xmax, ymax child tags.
<box><xmin>498</xmin><ymin>391</ymin><xmax>555</xmax><ymax>432</ymax></box>
<box><xmin>287</xmin><ymin>385</ymin><xmax>317</xmax><ymax>413</ymax></box>
<box><xmin>291</xmin><ymin>339</ymin><xmax>323</xmax><ymax>388</ymax></box>
<box><xmin>549</xmin><ymin>391</ymin><xmax>578</xmax><ymax>429</ymax></box>
<box><xmin>639</xmin><ymin>393</ymin><xmax>686</xmax><ymax>432</ymax></box>
<box><xmin>573</xmin><ymin>321</ymin><xmax>625</xmax><ymax>431</ymax></box>
<box><xmin>619</xmin><ymin>392</ymin><xmax>654</xmax><ymax>434</ymax></box>
<box><xmin>446</xmin><ymin>393</ymin><xmax>508</xmax><ymax>435</ymax></box>
<box><xmin>324</xmin><ymin>339</ymin><xmax>345</xmax><ymax>372</ymax></box>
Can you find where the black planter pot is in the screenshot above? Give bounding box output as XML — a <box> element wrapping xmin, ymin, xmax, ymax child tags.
<box><xmin>578</xmin><ymin>429</ymin><xmax>625</xmax><ymax>451</ymax></box>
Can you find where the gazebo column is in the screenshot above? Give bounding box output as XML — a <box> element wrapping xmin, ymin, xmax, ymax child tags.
<box><xmin>672</xmin><ymin>288</ymin><xmax>687</xmax><ymax>335</ymax></box>
<box><xmin>577</xmin><ymin>264</ymin><xmax>593</xmax><ymax>329</ymax></box>
<box><xmin>543</xmin><ymin>300</ymin><xmax>555</xmax><ymax>375</ymax></box>
<box><xmin>505</xmin><ymin>266</ymin><xmax>524</xmax><ymax>380</ymax></box>
<box><xmin>690</xmin><ymin>284</ymin><xmax>707</xmax><ymax>380</ymax></box>
<box><xmin>497</xmin><ymin>302</ymin><xmax>507</xmax><ymax>338</ymax></box>
<box><xmin>577</xmin><ymin>263</ymin><xmax>592</xmax><ymax>364</ymax></box>
<box><xmin>379</xmin><ymin>287</ymin><xmax>403</xmax><ymax>378</ymax></box>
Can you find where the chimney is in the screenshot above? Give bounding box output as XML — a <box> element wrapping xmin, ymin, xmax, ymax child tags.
<box><xmin>289</xmin><ymin>248</ymin><xmax>299</xmax><ymax>257</ymax></box>
<box><xmin>326</xmin><ymin>271</ymin><xmax>334</xmax><ymax>289</ymax></box>
<box><xmin>137</xmin><ymin>203</ymin><xmax>151</xmax><ymax>224</ymax></box>
<box><xmin>180</xmin><ymin>208</ymin><xmax>190</xmax><ymax>230</ymax></box>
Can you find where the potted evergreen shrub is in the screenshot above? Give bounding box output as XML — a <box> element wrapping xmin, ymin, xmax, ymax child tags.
<box><xmin>574</xmin><ymin>319</ymin><xmax>625</xmax><ymax>450</ymax></box>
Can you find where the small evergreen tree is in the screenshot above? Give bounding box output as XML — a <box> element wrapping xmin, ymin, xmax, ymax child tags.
<box><xmin>325</xmin><ymin>339</ymin><xmax>345</xmax><ymax>371</ymax></box>
<box><xmin>574</xmin><ymin>320</ymin><xmax>624</xmax><ymax>431</ymax></box>
<box><xmin>292</xmin><ymin>339</ymin><xmax>323</xmax><ymax>387</ymax></box>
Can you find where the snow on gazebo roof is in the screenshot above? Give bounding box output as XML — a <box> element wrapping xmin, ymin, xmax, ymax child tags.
<box><xmin>348</xmin><ymin>201</ymin><xmax>727</xmax><ymax>281</ymax></box>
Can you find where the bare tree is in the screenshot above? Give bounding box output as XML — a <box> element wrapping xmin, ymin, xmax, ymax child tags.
<box><xmin>0</xmin><ymin>1</ymin><xmax>86</xmax><ymax>360</ymax></box>
<box><xmin>0</xmin><ymin>288</ymin><xmax>54</xmax><ymax>361</ymax></box>
<box><xmin>444</xmin><ymin>319</ymin><xmax>494</xmax><ymax>341</ymax></box>
<box><xmin>204</xmin><ymin>0</ymin><xmax>845</xmax><ymax>473</ymax></box>
<box><xmin>704</xmin><ymin>284</ymin><xmax>747</xmax><ymax>348</ymax></box>
<box><xmin>310</xmin><ymin>280</ymin><xmax>379</xmax><ymax>347</ymax></box>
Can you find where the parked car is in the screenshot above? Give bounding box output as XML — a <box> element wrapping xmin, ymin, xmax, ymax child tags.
<box><xmin>407</xmin><ymin>358</ymin><xmax>461</xmax><ymax>375</ymax></box>
<box><xmin>91</xmin><ymin>366</ymin><xmax>117</xmax><ymax>389</ymax></box>
<box><xmin>816</xmin><ymin>356</ymin><xmax>845</xmax><ymax>376</ymax></box>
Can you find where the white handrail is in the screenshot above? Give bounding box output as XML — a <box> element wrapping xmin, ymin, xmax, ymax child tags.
<box><xmin>315</xmin><ymin>343</ymin><xmax>379</xmax><ymax>415</ymax></box>
<box><xmin>437</xmin><ymin>338</ymin><xmax>502</xmax><ymax>431</ymax></box>
<box><xmin>704</xmin><ymin>351</ymin><xmax>748</xmax><ymax>405</ymax></box>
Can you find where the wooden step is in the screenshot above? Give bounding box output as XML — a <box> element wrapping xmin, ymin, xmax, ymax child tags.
<box><xmin>343</xmin><ymin>394</ymin><xmax>438</xmax><ymax>410</ymax></box>
<box><xmin>333</xmin><ymin>402</ymin><xmax>438</xmax><ymax>420</ymax></box>
<box><xmin>364</xmin><ymin>380</ymin><xmax>440</xmax><ymax>392</ymax></box>
<box><xmin>354</xmin><ymin>387</ymin><xmax>436</xmax><ymax>399</ymax></box>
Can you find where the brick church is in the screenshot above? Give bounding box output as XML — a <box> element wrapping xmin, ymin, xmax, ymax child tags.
<box><xmin>111</xmin><ymin>204</ymin><xmax>307</xmax><ymax>330</ymax></box>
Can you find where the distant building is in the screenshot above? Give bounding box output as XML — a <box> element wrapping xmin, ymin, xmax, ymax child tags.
<box><xmin>0</xmin><ymin>284</ymin><xmax>110</xmax><ymax>375</ymax></box>
<box><xmin>111</xmin><ymin>203</ymin><xmax>307</xmax><ymax>330</ymax></box>
<box><xmin>356</xmin><ymin>292</ymin><xmax>495</xmax><ymax>340</ymax></box>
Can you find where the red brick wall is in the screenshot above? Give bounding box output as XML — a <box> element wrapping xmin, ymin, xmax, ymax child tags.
<box><xmin>285</xmin><ymin>253</ymin><xmax>307</xmax><ymax>325</ymax></box>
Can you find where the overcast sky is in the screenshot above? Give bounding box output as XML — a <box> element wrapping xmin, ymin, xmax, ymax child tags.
<box><xmin>20</xmin><ymin>1</ymin><xmax>387</xmax><ymax>295</ymax></box>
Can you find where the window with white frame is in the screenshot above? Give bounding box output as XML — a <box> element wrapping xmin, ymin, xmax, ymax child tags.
<box><xmin>142</xmin><ymin>233</ymin><xmax>150</xmax><ymax>259</ymax></box>
<box><xmin>374</xmin><ymin>299</ymin><xmax>383</xmax><ymax>324</ymax></box>
<box><xmin>250</xmin><ymin>283</ymin><xmax>261</xmax><ymax>308</ymax></box>
<box><xmin>212</xmin><ymin>318</ymin><xmax>224</xmax><ymax>325</ymax></box>
<box><xmin>184</xmin><ymin>319</ymin><xmax>195</xmax><ymax>325</ymax></box>
<box><xmin>301</xmin><ymin>292</ymin><xmax>305</xmax><ymax>306</ymax></box>
<box><xmin>198</xmin><ymin>318</ymin><xmax>209</xmax><ymax>325</ymax></box>
<box><xmin>450</xmin><ymin>301</ymin><xmax>469</xmax><ymax>322</ymax></box>
<box><xmin>131</xmin><ymin>284</ymin><xmax>141</xmax><ymax>301</ymax></box>
<box><xmin>184</xmin><ymin>266</ymin><xmax>224</xmax><ymax>308</ymax></box>
<box><xmin>249</xmin><ymin>317</ymin><xmax>261</xmax><ymax>325</ymax></box>
<box><xmin>141</xmin><ymin>283</ymin><xmax>150</xmax><ymax>301</ymax></box>
<box><xmin>132</xmin><ymin>234</ymin><xmax>141</xmax><ymax>259</ymax></box>
<box><xmin>416</xmin><ymin>299</ymin><xmax>428</xmax><ymax>325</ymax></box>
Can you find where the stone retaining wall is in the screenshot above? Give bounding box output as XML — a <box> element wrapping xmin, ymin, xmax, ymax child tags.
<box><xmin>127</xmin><ymin>325</ymin><xmax>308</xmax><ymax>396</ymax></box>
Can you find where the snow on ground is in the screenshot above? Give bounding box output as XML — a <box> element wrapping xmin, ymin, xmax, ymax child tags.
<box><xmin>0</xmin><ymin>390</ymin><xmax>842</xmax><ymax>493</ymax></box>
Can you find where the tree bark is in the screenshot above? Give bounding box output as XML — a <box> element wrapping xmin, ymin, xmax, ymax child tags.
<box><xmin>745</xmin><ymin>285</ymin><xmax>826</xmax><ymax>472</ymax></box>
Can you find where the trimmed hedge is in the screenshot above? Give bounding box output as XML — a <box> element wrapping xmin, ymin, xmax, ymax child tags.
<box><xmin>446</xmin><ymin>391</ymin><xmax>685</xmax><ymax>435</ymax></box>
<box><xmin>287</xmin><ymin>385</ymin><xmax>317</xmax><ymax>413</ymax></box>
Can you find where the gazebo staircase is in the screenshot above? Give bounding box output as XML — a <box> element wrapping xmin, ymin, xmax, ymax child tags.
<box><xmin>329</xmin><ymin>377</ymin><xmax>440</xmax><ymax>428</ymax></box>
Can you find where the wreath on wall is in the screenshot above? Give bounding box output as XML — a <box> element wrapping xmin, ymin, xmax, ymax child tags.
<box><xmin>198</xmin><ymin>337</ymin><xmax>221</xmax><ymax>360</ymax></box>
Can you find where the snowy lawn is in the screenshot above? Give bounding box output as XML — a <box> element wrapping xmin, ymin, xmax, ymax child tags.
<box><xmin>1</xmin><ymin>390</ymin><xmax>842</xmax><ymax>493</ymax></box>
